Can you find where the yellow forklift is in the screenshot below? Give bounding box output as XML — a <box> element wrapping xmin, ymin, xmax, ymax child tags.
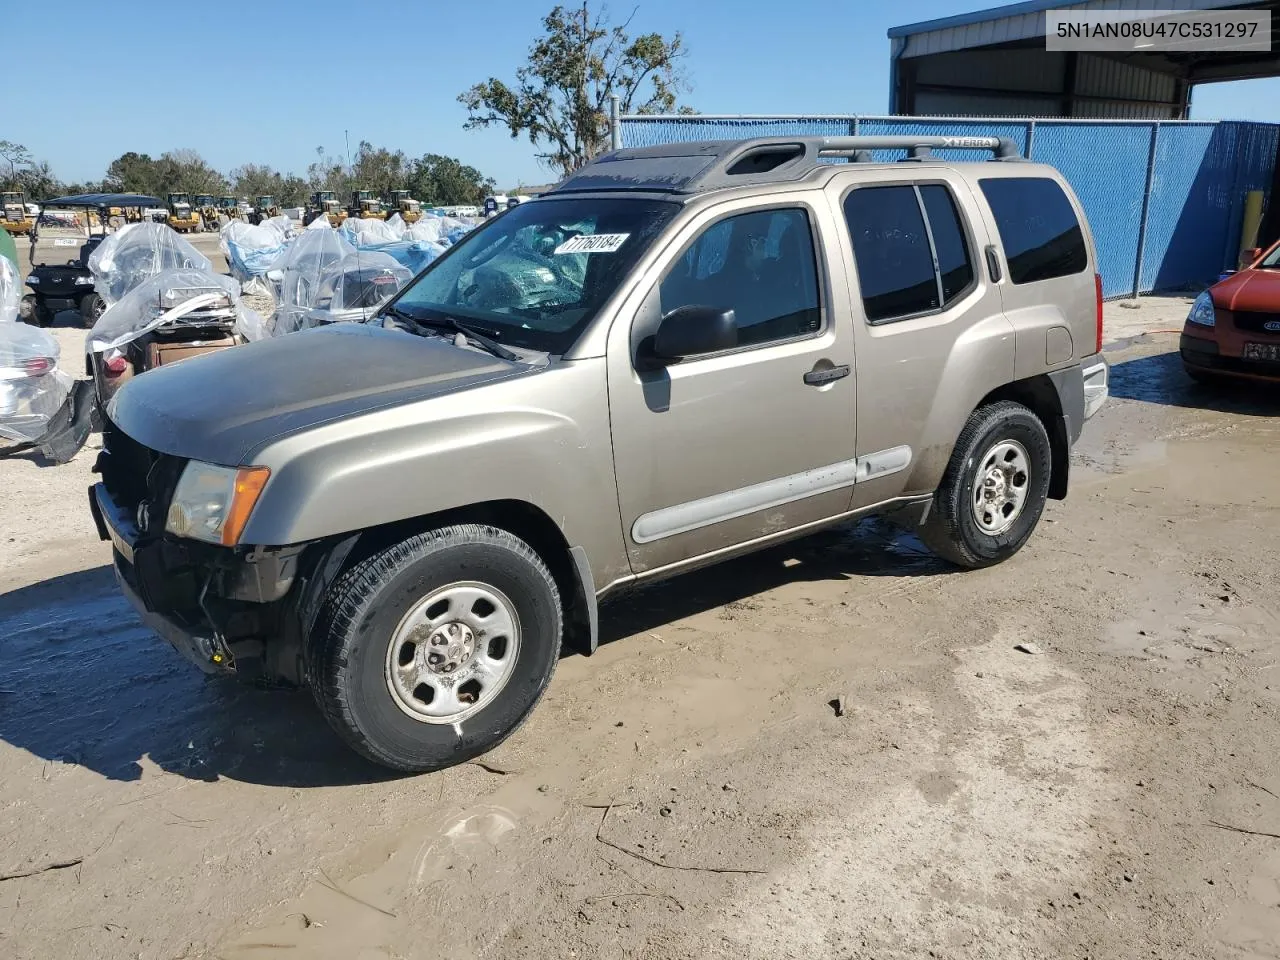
<box><xmin>388</xmin><ymin>190</ymin><xmax>421</xmax><ymax>224</ymax></box>
<box><xmin>195</xmin><ymin>194</ymin><xmax>221</xmax><ymax>231</ymax></box>
<box><xmin>166</xmin><ymin>193</ymin><xmax>201</xmax><ymax>233</ymax></box>
<box><xmin>250</xmin><ymin>196</ymin><xmax>279</xmax><ymax>225</ymax></box>
<box><xmin>348</xmin><ymin>189</ymin><xmax>386</xmax><ymax>220</ymax></box>
<box><xmin>1</xmin><ymin>192</ymin><xmax>34</xmax><ymax>235</ymax></box>
<box><xmin>304</xmin><ymin>190</ymin><xmax>347</xmax><ymax>227</ymax></box>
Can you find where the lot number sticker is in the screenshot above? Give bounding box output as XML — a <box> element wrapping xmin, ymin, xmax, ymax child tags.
<box><xmin>554</xmin><ymin>233</ymin><xmax>629</xmax><ymax>255</ymax></box>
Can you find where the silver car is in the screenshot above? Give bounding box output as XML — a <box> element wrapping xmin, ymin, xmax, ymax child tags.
<box><xmin>89</xmin><ymin>135</ymin><xmax>1109</xmax><ymax>772</ymax></box>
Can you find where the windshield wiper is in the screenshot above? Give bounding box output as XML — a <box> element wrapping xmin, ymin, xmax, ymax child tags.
<box><xmin>384</xmin><ymin>307</ymin><xmax>521</xmax><ymax>362</ymax></box>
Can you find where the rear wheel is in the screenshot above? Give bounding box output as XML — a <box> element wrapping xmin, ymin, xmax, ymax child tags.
<box><xmin>919</xmin><ymin>401</ymin><xmax>1052</xmax><ymax>569</ymax></box>
<box><xmin>308</xmin><ymin>524</ymin><xmax>563</xmax><ymax>772</ymax></box>
<box><xmin>18</xmin><ymin>294</ymin><xmax>37</xmax><ymax>325</ymax></box>
<box><xmin>79</xmin><ymin>293</ymin><xmax>105</xmax><ymax>328</ymax></box>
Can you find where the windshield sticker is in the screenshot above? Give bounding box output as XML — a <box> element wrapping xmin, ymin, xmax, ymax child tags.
<box><xmin>554</xmin><ymin>233</ymin><xmax>629</xmax><ymax>255</ymax></box>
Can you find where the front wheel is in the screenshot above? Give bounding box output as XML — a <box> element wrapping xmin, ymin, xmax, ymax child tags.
<box><xmin>308</xmin><ymin>524</ymin><xmax>563</xmax><ymax>772</ymax></box>
<box><xmin>79</xmin><ymin>293</ymin><xmax>105</xmax><ymax>328</ymax></box>
<box><xmin>918</xmin><ymin>401</ymin><xmax>1052</xmax><ymax>569</ymax></box>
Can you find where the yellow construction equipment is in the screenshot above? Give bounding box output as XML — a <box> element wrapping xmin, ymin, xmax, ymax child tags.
<box><xmin>1</xmin><ymin>192</ymin><xmax>34</xmax><ymax>235</ymax></box>
<box><xmin>388</xmin><ymin>190</ymin><xmax>421</xmax><ymax>224</ymax></box>
<box><xmin>195</xmin><ymin>195</ymin><xmax>221</xmax><ymax>231</ymax></box>
<box><xmin>251</xmin><ymin>196</ymin><xmax>280</xmax><ymax>225</ymax></box>
<box><xmin>218</xmin><ymin>197</ymin><xmax>243</xmax><ymax>221</ymax></box>
<box><xmin>305</xmin><ymin>191</ymin><xmax>347</xmax><ymax>227</ymax></box>
<box><xmin>167</xmin><ymin>193</ymin><xmax>201</xmax><ymax>233</ymax></box>
<box><xmin>348</xmin><ymin>189</ymin><xmax>386</xmax><ymax>220</ymax></box>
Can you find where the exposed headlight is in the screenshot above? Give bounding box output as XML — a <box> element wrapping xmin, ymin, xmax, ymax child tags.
<box><xmin>165</xmin><ymin>461</ymin><xmax>270</xmax><ymax>546</ymax></box>
<box><xmin>1187</xmin><ymin>291</ymin><xmax>1216</xmax><ymax>328</ymax></box>
<box><xmin>75</xmin><ymin>276</ymin><xmax>94</xmax><ymax>285</ymax></box>
<box><xmin>25</xmin><ymin>275</ymin><xmax>38</xmax><ymax>284</ymax></box>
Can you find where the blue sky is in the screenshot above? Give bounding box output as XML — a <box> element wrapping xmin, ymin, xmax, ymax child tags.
<box><xmin>10</xmin><ymin>0</ymin><xmax>1280</xmax><ymax>189</ymax></box>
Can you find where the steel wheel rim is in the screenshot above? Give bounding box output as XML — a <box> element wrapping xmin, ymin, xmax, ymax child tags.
<box><xmin>971</xmin><ymin>439</ymin><xmax>1031</xmax><ymax>536</ymax></box>
<box><xmin>384</xmin><ymin>581</ymin><xmax>521</xmax><ymax>725</ymax></box>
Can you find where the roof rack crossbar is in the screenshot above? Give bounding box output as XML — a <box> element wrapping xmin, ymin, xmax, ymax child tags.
<box><xmin>816</xmin><ymin>135</ymin><xmax>1021</xmax><ymax>160</ymax></box>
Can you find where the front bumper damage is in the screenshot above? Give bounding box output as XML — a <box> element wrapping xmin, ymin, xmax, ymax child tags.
<box><xmin>89</xmin><ymin>478</ymin><xmax>308</xmax><ymax>682</ymax></box>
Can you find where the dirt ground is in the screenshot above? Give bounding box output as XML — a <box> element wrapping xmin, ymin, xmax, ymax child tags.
<box><xmin>4</xmin><ymin>291</ymin><xmax>1280</xmax><ymax>960</ymax></box>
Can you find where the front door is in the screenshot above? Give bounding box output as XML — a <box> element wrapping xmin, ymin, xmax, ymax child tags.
<box><xmin>606</xmin><ymin>194</ymin><xmax>859</xmax><ymax>575</ymax></box>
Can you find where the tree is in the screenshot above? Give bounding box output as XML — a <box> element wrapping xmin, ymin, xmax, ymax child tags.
<box><xmin>0</xmin><ymin>140</ymin><xmax>33</xmax><ymax>187</ymax></box>
<box><xmin>405</xmin><ymin>153</ymin><xmax>496</xmax><ymax>206</ymax></box>
<box><xmin>351</xmin><ymin>141</ymin><xmax>408</xmax><ymax>200</ymax></box>
<box><xmin>229</xmin><ymin>164</ymin><xmax>308</xmax><ymax>206</ymax></box>
<box><xmin>308</xmin><ymin>146</ymin><xmax>351</xmax><ymax>198</ymax></box>
<box><xmin>458</xmin><ymin>2</ymin><xmax>690</xmax><ymax>177</ymax></box>
<box><xmin>14</xmin><ymin>161</ymin><xmax>63</xmax><ymax>201</ymax></box>
<box><xmin>103</xmin><ymin>151</ymin><xmax>164</xmax><ymax>195</ymax></box>
<box><xmin>156</xmin><ymin>149</ymin><xmax>227</xmax><ymax>196</ymax></box>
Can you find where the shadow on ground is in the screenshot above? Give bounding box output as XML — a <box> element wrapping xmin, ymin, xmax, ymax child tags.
<box><xmin>1108</xmin><ymin>350</ymin><xmax>1280</xmax><ymax>414</ymax></box>
<box><xmin>0</xmin><ymin>518</ymin><xmax>949</xmax><ymax>786</ymax></box>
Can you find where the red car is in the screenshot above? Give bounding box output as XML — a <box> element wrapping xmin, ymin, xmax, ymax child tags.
<box><xmin>1182</xmin><ymin>240</ymin><xmax>1280</xmax><ymax>383</ymax></box>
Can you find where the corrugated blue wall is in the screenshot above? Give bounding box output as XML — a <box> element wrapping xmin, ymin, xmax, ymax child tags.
<box><xmin>619</xmin><ymin>115</ymin><xmax>1279</xmax><ymax>299</ymax></box>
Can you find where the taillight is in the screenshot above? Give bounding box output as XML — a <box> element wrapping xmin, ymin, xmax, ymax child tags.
<box><xmin>1094</xmin><ymin>273</ymin><xmax>1104</xmax><ymax>354</ymax></box>
<box><xmin>22</xmin><ymin>357</ymin><xmax>52</xmax><ymax>377</ymax></box>
<box><xmin>104</xmin><ymin>354</ymin><xmax>129</xmax><ymax>376</ymax></box>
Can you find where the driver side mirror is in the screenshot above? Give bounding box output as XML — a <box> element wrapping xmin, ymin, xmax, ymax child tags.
<box><xmin>1247</xmin><ymin>247</ymin><xmax>1262</xmax><ymax>263</ymax></box>
<box><xmin>652</xmin><ymin>305</ymin><xmax>738</xmax><ymax>362</ymax></box>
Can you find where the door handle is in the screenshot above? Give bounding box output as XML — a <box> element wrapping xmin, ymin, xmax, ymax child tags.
<box><xmin>803</xmin><ymin>363</ymin><xmax>850</xmax><ymax>386</ymax></box>
<box><xmin>984</xmin><ymin>245</ymin><xmax>1003</xmax><ymax>283</ymax></box>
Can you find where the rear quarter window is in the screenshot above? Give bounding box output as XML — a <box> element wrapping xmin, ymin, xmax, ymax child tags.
<box><xmin>979</xmin><ymin>177</ymin><xmax>1088</xmax><ymax>284</ymax></box>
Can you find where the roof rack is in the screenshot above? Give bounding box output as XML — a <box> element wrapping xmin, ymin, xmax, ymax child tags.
<box><xmin>550</xmin><ymin>135</ymin><xmax>1024</xmax><ymax>196</ymax></box>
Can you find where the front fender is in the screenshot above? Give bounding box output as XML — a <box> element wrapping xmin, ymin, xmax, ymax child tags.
<box><xmin>239</xmin><ymin>360</ymin><xmax>629</xmax><ymax>588</ymax></box>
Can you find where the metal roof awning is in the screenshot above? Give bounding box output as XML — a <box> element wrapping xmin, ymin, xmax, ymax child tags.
<box><xmin>889</xmin><ymin>0</ymin><xmax>1250</xmax><ymax>58</ymax></box>
<box><xmin>888</xmin><ymin>0</ymin><xmax>1280</xmax><ymax>117</ymax></box>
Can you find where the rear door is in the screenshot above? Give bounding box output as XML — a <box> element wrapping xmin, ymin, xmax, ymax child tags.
<box><xmin>826</xmin><ymin>167</ymin><xmax>1015</xmax><ymax>506</ymax></box>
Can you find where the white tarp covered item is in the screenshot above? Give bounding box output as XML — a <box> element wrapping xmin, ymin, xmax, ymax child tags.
<box><xmin>299</xmin><ymin>251</ymin><xmax>413</xmax><ymax>329</ymax></box>
<box><xmin>88</xmin><ymin>269</ymin><xmax>264</xmax><ymax>353</ymax></box>
<box><xmin>220</xmin><ymin>218</ymin><xmax>290</xmax><ymax>282</ymax></box>
<box><xmin>88</xmin><ymin>223</ymin><xmax>212</xmax><ymax>306</ymax></box>
<box><xmin>339</xmin><ymin>217</ymin><xmax>401</xmax><ymax>248</ymax></box>
<box><xmin>0</xmin><ymin>255</ymin><xmax>19</xmax><ymax>324</ymax></box>
<box><xmin>305</xmin><ymin>213</ymin><xmax>333</xmax><ymax>231</ymax></box>
<box><xmin>0</xmin><ymin>320</ymin><xmax>73</xmax><ymax>447</ymax></box>
<box><xmin>384</xmin><ymin>213</ymin><xmax>408</xmax><ymax>239</ymax></box>
<box><xmin>269</xmin><ymin>229</ymin><xmax>356</xmax><ymax>335</ymax></box>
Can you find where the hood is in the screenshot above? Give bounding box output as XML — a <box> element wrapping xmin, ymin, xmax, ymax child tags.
<box><xmin>108</xmin><ymin>323</ymin><xmax>524</xmax><ymax>465</ymax></box>
<box><xmin>1211</xmin><ymin>267</ymin><xmax>1280</xmax><ymax>313</ymax></box>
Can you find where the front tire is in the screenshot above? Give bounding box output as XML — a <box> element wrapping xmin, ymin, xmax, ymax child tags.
<box><xmin>919</xmin><ymin>401</ymin><xmax>1052</xmax><ymax>569</ymax></box>
<box><xmin>308</xmin><ymin>524</ymin><xmax>562</xmax><ymax>772</ymax></box>
<box><xmin>79</xmin><ymin>293</ymin><xmax>105</xmax><ymax>328</ymax></box>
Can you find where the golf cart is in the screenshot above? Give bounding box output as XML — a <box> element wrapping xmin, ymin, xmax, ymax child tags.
<box><xmin>20</xmin><ymin>193</ymin><xmax>164</xmax><ymax>328</ymax></box>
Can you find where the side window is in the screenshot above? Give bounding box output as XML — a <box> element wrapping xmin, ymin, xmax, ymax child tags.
<box><xmin>919</xmin><ymin>185</ymin><xmax>974</xmax><ymax>306</ymax></box>
<box><xmin>659</xmin><ymin>208</ymin><xmax>821</xmax><ymax>349</ymax></box>
<box><xmin>843</xmin><ymin>186</ymin><xmax>939</xmax><ymax>322</ymax></box>
<box><xmin>978</xmin><ymin>177</ymin><xmax>1087</xmax><ymax>284</ymax></box>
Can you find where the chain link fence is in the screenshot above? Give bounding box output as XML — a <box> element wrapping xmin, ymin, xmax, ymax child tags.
<box><xmin>617</xmin><ymin>114</ymin><xmax>1279</xmax><ymax>299</ymax></box>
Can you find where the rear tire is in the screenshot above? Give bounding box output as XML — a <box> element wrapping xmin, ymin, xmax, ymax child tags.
<box><xmin>308</xmin><ymin>524</ymin><xmax>562</xmax><ymax>773</ymax></box>
<box><xmin>919</xmin><ymin>401</ymin><xmax>1052</xmax><ymax>569</ymax></box>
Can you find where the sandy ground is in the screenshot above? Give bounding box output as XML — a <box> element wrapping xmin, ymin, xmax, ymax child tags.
<box><xmin>4</xmin><ymin>294</ymin><xmax>1280</xmax><ymax>960</ymax></box>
